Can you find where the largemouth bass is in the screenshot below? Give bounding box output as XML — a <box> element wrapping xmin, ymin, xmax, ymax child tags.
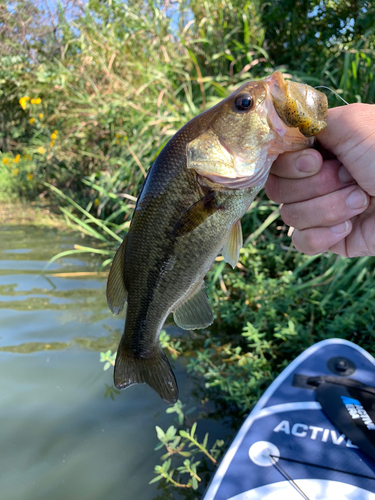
<box><xmin>106</xmin><ymin>71</ymin><xmax>327</xmax><ymax>403</ymax></box>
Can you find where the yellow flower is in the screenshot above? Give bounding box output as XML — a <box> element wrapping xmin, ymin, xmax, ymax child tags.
<box><xmin>19</xmin><ymin>96</ymin><xmax>29</xmax><ymax>110</ymax></box>
<box><xmin>27</xmin><ymin>173</ymin><xmax>33</xmax><ymax>180</ymax></box>
<box><xmin>30</xmin><ymin>98</ymin><xmax>35</xmax><ymax>104</ymax></box>
<box><xmin>116</xmin><ymin>133</ymin><xmax>121</xmax><ymax>138</ymax></box>
<box><xmin>53</xmin><ymin>129</ymin><xmax>58</xmax><ymax>135</ymax></box>
<box><xmin>50</xmin><ymin>141</ymin><xmax>55</xmax><ymax>147</ymax></box>
<box><xmin>94</xmin><ymin>198</ymin><xmax>99</xmax><ymax>207</ymax></box>
<box><xmin>50</xmin><ymin>133</ymin><xmax>57</xmax><ymax>140</ymax></box>
<box><xmin>38</xmin><ymin>147</ymin><xmax>45</xmax><ymax>154</ymax></box>
<box><xmin>29</xmin><ymin>118</ymin><xmax>35</xmax><ymax>124</ymax></box>
<box><xmin>39</xmin><ymin>113</ymin><xmax>44</xmax><ymax>119</ymax></box>
<box><xmin>14</xmin><ymin>154</ymin><xmax>20</xmax><ymax>163</ymax></box>
<box><xmin>2</xmin><ymin>158</ymin><xmax>9</xmax><ymax>164</ymax></box>
<box><xmin>13</xmin><ymin>168</ymin><xmax>19</xmax><ymax>176</ymax></box>
<box><xmin>23</xmin><ymin>154</ymin><xmax>32</xmax><ymax>160</ymax></box>
<box><xmin>35</xmin><ymin>98</ymin><xmax>41</xmax><ymax>105</ymax></box>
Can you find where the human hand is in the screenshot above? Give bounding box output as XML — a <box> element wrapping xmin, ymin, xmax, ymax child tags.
<box><xmin>265</xmin><ymin>103</ymin><xmax>375</xmax><ymax>257</ymax></box>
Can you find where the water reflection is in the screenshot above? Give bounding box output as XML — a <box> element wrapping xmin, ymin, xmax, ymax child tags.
<box><xmin>0</xmin><ymin>225</ymin><xmax>226</xmax><ymax>500</ymax></box>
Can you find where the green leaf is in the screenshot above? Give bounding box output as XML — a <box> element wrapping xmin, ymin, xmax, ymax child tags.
<box><xmin>192</xmin><ymin>477</ymin><xmax>198</xmax><ymax>490</ymax></box>
<box><xmin>179</xmin><ymin>451</ymin><xmax>192</xmax><ymax>457</ymax></box>
<box><xmin>162</xmin><ymin>459</ymin><xmax>171</xmax><ymax>472</ymax></box>
<box><xmin>165</xmin><ymin>426</ymin><xmax>177</xmax><ymax>440</ymax></box>
<box><xmin>149</xmin><ymin>475</ymin><xmax>163</xmax><ymax>484</ymax></box>
<box><xmin>190</xmin><ymin>422</ymin><xmax>197</xmax><ymax>437</ymax></box>
<box><xmin>155</xmin><ymin>426</ymin><xmax>165</xmax><ymax>441</ymax></box>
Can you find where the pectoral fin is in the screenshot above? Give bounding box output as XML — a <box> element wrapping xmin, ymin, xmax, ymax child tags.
<box><xmin>173</xmin><ymin>282</ymin><xmax>214</xmax><ymax>330</ymax></box>
<box><xmin>106</xmin><ymin>234</ymin><xmax>128</xmax><ymax>315</ymax></box>
<box><xmin>172</xmin><ymin>192</ymin><xmax>220</xmax><ymax>237</ymax></box>
<box><xmin>222</xmin><ymin>220</ymin><xmax>242</xmax><ymax>268</ymax></box>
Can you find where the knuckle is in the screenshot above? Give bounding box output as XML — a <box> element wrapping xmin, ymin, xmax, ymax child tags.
<box><xmin>293</xmin><ymin>230</ymin><xmax>322</xmax><ymax>256</ymax></box>
<box><xmin>320</xmin><ymin>206</ymin><xmax>339</xmax><ymax>225</ymax></box>
<box><xmin>318</xmin><ymin>162</ymin><xmax>339</xmax><ymax>187</ymax></box>
<box><xmin>280</xmin><ymin>204</ymin><xmax>298</xmax><ymax>227</ymax></box>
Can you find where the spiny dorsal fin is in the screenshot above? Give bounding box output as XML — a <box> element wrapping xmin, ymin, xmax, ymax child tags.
<box><xmin>114</xmin><ymin>345</ymin><xmax>178</xmax><ymax>404</ymax></box>
<box><xmin>173</xmin><ymin>282</ymin><xmax>214</xmax><ymax>330</ymax></box>
<box><xmin>172</xmin><ymin>192</ymin><xmax>220</xmax><ymax>237</ymax></box>
<box><xmin>106</xmin><ymin>234</ymin><xmax>128</xmax><ymax>315</ymax></box>
<box><xmin>222</xmin><ymin>219</ymin><xmax>242</xmax><ymax>269</ymax></box>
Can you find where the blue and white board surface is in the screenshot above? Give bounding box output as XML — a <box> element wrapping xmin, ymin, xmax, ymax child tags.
<box><xmin>203</xmin><ymin>339</ymin><xmax>375</xmax><ymax>500</ymax></box>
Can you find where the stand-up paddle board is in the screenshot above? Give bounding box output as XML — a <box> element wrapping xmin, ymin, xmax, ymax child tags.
<box><xmin>203</xmin><ymin>339</ymin><xmax>375</xmax><ymax>499</ymax></box>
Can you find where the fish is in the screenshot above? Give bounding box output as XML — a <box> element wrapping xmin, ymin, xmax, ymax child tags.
<box><xmin>106</xmin><ymin>70</ymin><xmax>328</xmax><ymax>403</ymax></box>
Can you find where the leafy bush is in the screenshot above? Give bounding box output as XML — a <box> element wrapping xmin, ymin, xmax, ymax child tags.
<box><xmin>3</xmin><ymin>0</ymin><xmax>374</xmax><ymax>205</ymax></box>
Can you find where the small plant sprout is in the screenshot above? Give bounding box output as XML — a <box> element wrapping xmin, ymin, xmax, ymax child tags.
<box><xmin>100</xmin><ymin>350</ymin><xmax>116</xmax><ymax>371</ymax></box>
<box><xmin>165</xmin><ymin>399</ymin><xmax>196</xmax><ymax>426</ymax></box>
<box><xmin>159</xmin><ymin>330</ymin><xmax>182</xmax><ymax>359</ymax></box>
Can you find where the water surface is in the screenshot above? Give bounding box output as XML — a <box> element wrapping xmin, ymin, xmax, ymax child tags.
<box><xmin>0</xmin><ymin>226</ymin><xmax>228</xmax><ymax>500</ymax></box>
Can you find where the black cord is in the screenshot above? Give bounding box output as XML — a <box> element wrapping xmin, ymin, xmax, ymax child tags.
<box><xmin>270</xmin><ymin>454</ymin><xmax>375</xmax><ymax>482</ymax></box>
<box><xmin>270</xmin><ymin>455</ymin><xmax>310</xmax><ymax>500</ymax></box>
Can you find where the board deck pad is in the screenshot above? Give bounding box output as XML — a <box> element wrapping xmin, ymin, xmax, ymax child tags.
<box><xmin>203</xmin><ymin>339</ymin><xmax>375</xmax><ymax>500</ymax></box>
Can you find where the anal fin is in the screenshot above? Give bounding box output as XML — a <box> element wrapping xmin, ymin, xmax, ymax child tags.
<box><xmin>173</xmin><ymin>282</ymin><xmax>214</xmax><ymax>330</ymax></box>
<box><xmin>106</xmin><ymin>234</ymin><xmax>128</xmax><ymax>315</ymax></box>
<box><xmin>114</xmin><ymin>345</ymin><xmax>178</xmax><ymax>404</ymax></box>
<box><xmin>222</xmin><ymin>220</ymin><xmax>242</xmax><ymax>269</ymax></box>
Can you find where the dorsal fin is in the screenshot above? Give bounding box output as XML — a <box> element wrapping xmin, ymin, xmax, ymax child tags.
<box><xmin>173</xmin><ymin>282</ymin><xmax>214</xmax><ymax>330</ymax></box>
<box><xmin>106</xmin><ymin>234</ymin><xmax>128</xmax><ymax>315</ymax></box>
<box><xmin>172</xmin><ymin>192</ymin><xmax>220</xmax><ymax>237</ymax></box>
<box><xmin>222</xmin><ymin>219</ymin><xmax>242</xmax><ymax>269</ymax></box>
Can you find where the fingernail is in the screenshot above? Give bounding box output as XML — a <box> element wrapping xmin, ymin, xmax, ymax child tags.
<box><xmin>331</xmin><ymin>221</ymin><xmax>349</xmax><ymax>234</ymax></box>
<box><xmin>338</xmin><ymin>165</ymin><xmax>354</xmax><ymax>183</ymax></box>
<box><xmin>296</xmin><ymin>152</ymin><xmax>319</xmax><ymax>173</ymax></box>
<box><xmin>346</xmin><ymin>189</ymin><xmax>368</xmax><ymax>209</ymax></box>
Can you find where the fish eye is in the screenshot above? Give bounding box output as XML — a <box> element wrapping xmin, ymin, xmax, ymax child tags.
<box><xmin>234</xmin><ymin>94</ymin><xmax>254</xmax><ymax>112</ymax></box>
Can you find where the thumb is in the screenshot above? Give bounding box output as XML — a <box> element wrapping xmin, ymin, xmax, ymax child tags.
<box><xmin>317</xmin><ymin>103</ymin><xmax>375</xmax><ymax>195</ymax></box>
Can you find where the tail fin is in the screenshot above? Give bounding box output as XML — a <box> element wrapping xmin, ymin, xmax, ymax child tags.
<box><xmin>114</xmin><ymin>346</ymin><xmax>178</xmax><ymax>404</ymax></box>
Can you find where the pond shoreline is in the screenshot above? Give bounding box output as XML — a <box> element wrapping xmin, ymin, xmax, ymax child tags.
<box><xmin>0</xmin><ymin>200</ymin><xmax>66</xmax><ymax>228</ymax></box>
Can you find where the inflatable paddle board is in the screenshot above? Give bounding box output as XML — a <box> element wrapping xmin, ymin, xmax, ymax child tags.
<box><xmin>203</xmin><ymin>339</ymin><xmax>375</xmax><ymax>499</ymax></box>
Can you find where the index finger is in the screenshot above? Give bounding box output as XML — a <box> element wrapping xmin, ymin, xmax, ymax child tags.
<box><xmin>270</xmin><ymin>148</ymin><xmax>323</xmax><ymax>179</ymax></box>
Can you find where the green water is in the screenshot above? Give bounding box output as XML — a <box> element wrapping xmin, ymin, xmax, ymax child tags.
<box><xmin>0</xmin><ymin>225</ymin><xmax>227</xmax><ymax>500</ymax></box>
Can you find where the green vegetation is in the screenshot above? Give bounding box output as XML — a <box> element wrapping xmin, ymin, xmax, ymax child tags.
<box><xmin>3</xmin><ymin>0</ymin><xmax>375</xmax><ymax>497</ymax></box>
<box><xmin>150</xmin><ymin>401</ymin><xmax>223</xmax><ymax>491</ymax></box>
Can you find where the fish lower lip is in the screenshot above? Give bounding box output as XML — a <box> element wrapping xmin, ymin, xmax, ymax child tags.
<box><xmin>203</xmin><ymin>167</ymin><xmax>270</xmax><ymax>189</ymax></box>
